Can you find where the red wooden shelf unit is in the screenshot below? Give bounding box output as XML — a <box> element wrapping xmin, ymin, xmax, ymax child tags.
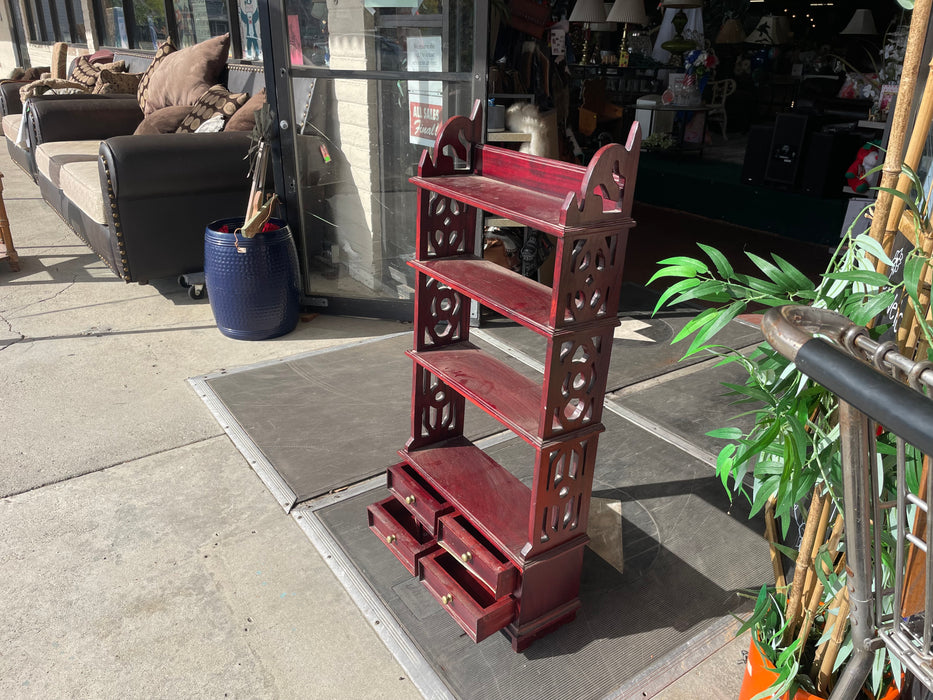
<box><xmin>367</xmin><ymin>100</ymin><xmax>642</xmax><ymax>651</ymax></box>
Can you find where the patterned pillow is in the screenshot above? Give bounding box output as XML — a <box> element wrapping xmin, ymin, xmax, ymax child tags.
<box><xmin>176</xmin><ymin>85</ymin><xmax>248</xmax><ymax>133</ymax></box>
<box><xmin>136</xmin><ymin>39</ymin><xmax>177</xmax><ymax>114</ymax></box>
<box><xmin>69</xmin><ymin>57</ymin><xmax>126</xmax><ymax>90</ymax></box>
<box><xmin>92</xmin><ymin>70</ymin><xmax>142</xmax><ymax>95</ymax></box>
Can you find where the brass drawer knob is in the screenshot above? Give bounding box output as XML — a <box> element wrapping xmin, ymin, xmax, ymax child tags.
<box><xmin>386</xmin><ymin>534</ymin><xmax>397</xmax><ymax>544</ymax></box>
<box><xmin>405</xmin><ymin>495</ymin><xmax>416</xmax><ymax>505</ymax></box>
<box><xmin>441</xmin><ymin>593</ymin><xmax>453</xmax><ymax>605</ymax></box>
<box><xmin>460</xmin><ymin>551</ymin><xmax>473</xmax><ymax>563</ymax></box>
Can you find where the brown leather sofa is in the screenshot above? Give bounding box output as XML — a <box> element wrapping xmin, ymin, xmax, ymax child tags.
<box><xmin>2</xmin><ymin>39</ymin><xmax>266</xmax><ymax>284</ymax></box>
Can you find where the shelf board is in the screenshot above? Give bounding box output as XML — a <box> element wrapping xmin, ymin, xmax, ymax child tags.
<box><xmin>486</xmin><ymin>131</ymin><xmax>532</xmax><ymax>143</ymax></box>
<box><xmin>401</xmin><ymin>436</ymin><xmax>531</xmax><ymax>564</ymax></box>
<box><xmin>410</xmin><ymin>256</ymin><xmax>553</xmax><ymax>334</ymax></box>
<box><xmin>408</xmin><ymin>341</ymin><xmax>543</xmax><ymax>443</ymax></box>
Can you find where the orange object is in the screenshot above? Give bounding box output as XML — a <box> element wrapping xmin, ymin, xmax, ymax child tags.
<box><xmin>738</xmin><ymin>638</ymin><xmax>900</xmax><ymax>700</ymax></box>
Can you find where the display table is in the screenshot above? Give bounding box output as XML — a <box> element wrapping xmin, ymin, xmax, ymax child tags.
<box><xmin>630</xmin><ymin>103</ymin><xmax>710</xmax><ymax>155</ymax></box>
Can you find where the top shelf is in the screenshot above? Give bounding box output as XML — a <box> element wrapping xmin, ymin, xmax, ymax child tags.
<box><xmin>414</xmin><ymin>139</ymin><xmax>638</xmax><ymax>235</ymax></box>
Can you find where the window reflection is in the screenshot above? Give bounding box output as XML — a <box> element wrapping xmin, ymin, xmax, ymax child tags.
<box><xmin>132</xmin><ymin>0</ymin><xmax>168</xmax><ymax>48</ymax></box>
<box><xmin>99</xmin><ymin>0</ymin><xmax>128</xmax><ymax>47</ymax></box>
<box><xmin>238</xmin><ymin>0</ymin><xmax>262</xmax><ymax>59</ymax></box>
<box><xmin>293</xmin><ymin>78</ymin><xmax>472</xmax><ymax>300</ymax></box>
<box><xmin>175</xmin><ymin>0</ymin><xmax>230</xmax><ymax>48</ymax></box>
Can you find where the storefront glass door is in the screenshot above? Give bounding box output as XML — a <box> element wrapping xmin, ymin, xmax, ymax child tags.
<box><xmin>262</xmin><ymin>0</ymin><xmax>484</xmax><ymax>319</ymax></box>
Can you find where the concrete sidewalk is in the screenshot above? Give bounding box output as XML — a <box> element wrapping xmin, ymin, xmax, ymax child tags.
<box><xmin>0</xmin><ymin>153</ymin><xmax>751</xmax><ymax>699</ymax></box>
<box><xmin>0</xmin><ymin>156</ymin><xmax>420</xmax><ymax>698</ymax></box>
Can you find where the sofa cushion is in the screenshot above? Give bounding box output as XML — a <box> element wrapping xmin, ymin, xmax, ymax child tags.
<box><xmin>2</xmin><ymin>114</ymin><xmax>22</xmax><ymax>145</ymax></box>
<box><xmin>133</xmin><ymin>105</ymin><xmax>191</xmax><ymax>134</ymax></box>
<box><xmin>85</xmin><ymin>49</ymin><xmax>115</xmax><ymax>65</ymax></box>
<box><xmin>224</xmin><ymin>88</ymin><xmax>265</xmax><ymax>132</ymax></box>
<box><xmin>60</xmin><ymin>160</ymin><xmax>106</xmax><ymax>224</ymax></box>
<box><xmin>92</xmin><ymin>69</ymin><xmax>142</xmax><ymax>95</ymax></box>
<box><xmin>35</xmin><ymin>140</ymin><xmax>100</xmax><ymax>188</ymax></box>
<box><xmin>142</xmin><ymin>34</ymin><xmax>230</xmax><ymax>115</ymax></box>
<box><xmin>70</xmin><ymin>57</ymin><xmax>127</xmax><ymax>90</ymax></box>
<box><xmin>136</xmin><ymin>39</ymin><xmax>176</xmax><ymax>115</ymax></box>
<box><xmin>176</xmin><ymin>85</ymin><xmax>247</xmax><ymax>133</ymax></box>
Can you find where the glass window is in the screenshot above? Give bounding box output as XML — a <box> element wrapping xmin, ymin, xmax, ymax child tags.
<box><xmin>293</xmin><ymin>77</ymin><xmax>474</xmax><ymax>301</ymax></box>
<box><xmin>97</xmin><ymin>0</ymin><xmax>129</xmax><ymax>47</ymax></box>
<box><xmin>132</xmin><ymin>0</ymin><xmax>168</xmax><ymax>49</ymax></box>
<box><xmin>285</xmin><ymin>0</ymin><xmax>473</xmax><ymax>71</ymax></box>
<box><xmin>35</xmin><ymin>0</ymin><xmax>56</xmax><ymax>41</ymax></box>
<box><xmin>237</xmin><ymin>0</ymin><xmax>261</xmax><ymax>59</ymax></box>
<box><xmin>175</xmin><ymin>0</ymin><xmax>230</xmax><ymax>48</ymax></box>
<box><xmin>54</xmin><ymin>0</ymin><xmax>85</xmax><ymax>43</ymax></box>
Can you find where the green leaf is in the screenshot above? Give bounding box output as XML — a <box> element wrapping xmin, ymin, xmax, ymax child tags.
<box><xmin>746</xmin><ymin>252</ymin><xmax>797</xmax><ymax>291</ymax></box>
<box><xmin>697</xmin><ymin>243</ymin><xmax>734</xmax><ymax>279</ymax></box>
<box><xmin>671</xmin><ymin>308</ymin><xmax>718</xmax><ymax>345</ymax></box>
<box><xmin>733</xmin><ymin>272</ymin><xmax>786</xmax><ymax>296</ymax></box>
<box><xmin>822</xmin><ymin>270</ymin><xmax>891</xmax><ymax>286</ymax></box>
<box><xmin>646</xmin><ymin>265</ymin><xmax>701</xmax><ymax>285</ymax></box>
<box><xmin>652</xmin><ymin>277</ymin><xmax>702</xmax><ymax>314</ymax></box>
<box><xmin>684</xmin><ymin>301</ymin><xmax>743</xmax><ymax>356</ymax></box>
<box><xmin>707</xmin><ymin>427</ymin><xmax>744</xmax><ymax>440</ymax></box>
<box><xmin>668</xmin><ymin>279</ymin><xmax>733</xmax><ymax>306</ymax></box>
<box><xmin>851</xmin><ymin>234</ymin><xmax>893</xmax><ymax>266</ymax></box>
<box><xmin>656</xmin><ymin>256</ymin><xmax>709</xmax><ymax>274</ymax></box>
<box><xmin>772</xmin><ymin>254</ymin><xmax>815</xmax><ymax>292</ymax></box>
<box><xmin>904</xmin><ymin>254</ymin><xmax>927</xmax><ymax>306</ymax></box>
<box><xmin>847</xmin><ymin>291</ymin><xmax>897</xmax><ymax>326</ymax></box>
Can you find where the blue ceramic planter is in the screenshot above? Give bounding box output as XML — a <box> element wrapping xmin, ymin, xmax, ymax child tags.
<box><xmin>204</xmin><ymin>217</ymin><xmax>300</xmax><ymax>340</ymax></box>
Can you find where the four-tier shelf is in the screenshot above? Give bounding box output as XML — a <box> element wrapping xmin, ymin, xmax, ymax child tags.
<box><xmin>367</xmin><ymin>100</ymin><xmax>641</xmax><ymax>651</ymax></box>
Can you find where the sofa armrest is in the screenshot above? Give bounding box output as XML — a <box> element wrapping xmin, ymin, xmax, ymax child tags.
<box><xmin>101</xmin><ymin>132</ymin><xmax>252</xmax><ymax>199</ymax></box>
<box><xmin>0</xmin><ymin>80</ymin><xmax>28</xmax><ymax>116</ymax></box>
<box><xmin>29</xmin><ymin>95</ymin><xmax>143</xmax><ymax>143</ymax></box>
<box><xmin>98</xmin><ymin>131</ymin><xmax>253</xmax><ymax>282</ymax></box>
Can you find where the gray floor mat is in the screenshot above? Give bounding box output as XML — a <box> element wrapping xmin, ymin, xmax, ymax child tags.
<box><xmin>313</xmin><ymin>411</ymin><xmax>772</xmax><ymax>700</ymax></box>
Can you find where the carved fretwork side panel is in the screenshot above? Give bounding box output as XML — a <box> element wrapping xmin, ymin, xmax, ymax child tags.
<box><xmin>540</xmin><ymin>328</ymin><xmax>614</xmax><ymax>439</ymax></box>
<box><xmin>413</xmin><ymin>273</ymin><xmax>470</xmax><ymax>352</ymax></box>
<box><xmin>407</xmin><ymin>366</ymin><xmax>465</xmax><ymax>450</ymax></box>
<box><xmin>524</xmin><ymin>435</ymin><xmax>599</xmax><ymax>557</ymax></box>
<box><xmin>416</xmin><ymin>189</ymin><xmax>476</xmax><ymax>260</ymax></box>
<box><xmin>552</xmin><ymin>233</ymin><xmax>625</xmax><ymax>328</ymax></box>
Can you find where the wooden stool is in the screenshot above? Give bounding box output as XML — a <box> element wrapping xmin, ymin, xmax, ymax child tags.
<box><xmin>0</xmin><ymin>173</ymin><xmax>19</xmax><ymax>272</ymax></box>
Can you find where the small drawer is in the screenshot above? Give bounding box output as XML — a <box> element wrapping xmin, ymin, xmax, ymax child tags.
<box><xmin>437</xmin><ymin>513</ymin><xmax>519</xmax><ymax>598</ymax></box>
<box><xmin>387</xmin><ymin>462</ymin><xmax>453</xmax><ymax>535</ymax></box>
<box><xmin>420</xmin><ymin>549</ymin><xmax>515</xmax><ymax>643</ymax></box>
<box><xmin>368</xmin><ymin>496</ymin><xmax>437</xmax><ymax>576</ymax></box>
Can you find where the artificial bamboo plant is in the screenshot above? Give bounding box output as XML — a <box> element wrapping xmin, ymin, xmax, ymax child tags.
<box><xmin>649</xmin><ymin>183</ymin><xmax>933</xmax><ymax>697</ymax></box>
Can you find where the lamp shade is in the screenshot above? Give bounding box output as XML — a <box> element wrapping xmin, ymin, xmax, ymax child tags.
<box><xmin>715</xmin><ymin>18</ymin><xmax>746</xmax><ymax>44</ymax></box>
<box><xmin>747</xmin><ymin>15</ymin><xmax>790</xmax><ymax>45</ymax></box>
<box><xmin>606</xmin><ymin>0</ymin><xmax>648</xmax><ymax>24</ymax></box>
<box><xmin>841</xmin><ymin>9</ymin><xmax>877</xmax><ymax>35</ymax></box>
<box><xmin>569</xmin><ymin>0</ymin><xmax>607</xmax><ymax>23</ymax></box>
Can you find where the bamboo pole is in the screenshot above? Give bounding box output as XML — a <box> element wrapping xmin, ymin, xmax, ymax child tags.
<box><xmin>765</xmin><ymin>497</ymin><xmax>787</xmax><ymax>591</ymax></box>
<box><xmin>814</xmin><ymin>581</ymin><xmax>850</xmax><ymax>695</ymax></box>
<box><xmin>797</xmin><ymin>493</ymin><xmax>833</xmax><ymax>632</ymax></box>
<box><xmin>902</xmin><ymin>455</ymin><xmax>931</xmax><ymax>616</ymax></box>
<box><xmin>882</xmin><ymin>57</ymin><xmax>933</xmax><ymax>277</ymax></box>
<box><xmin>783</xmin><ymin>488</ymin><xmax>827</xmax><ymax>647</ymax></box>
<box><xmin>869</xmin><ymin>0</ymin><xmax>933</xmax><ymax>262</ymax></box>
<box><xmin>902</xmin><ymin>230</ymin><xmax>933</xmax><ymax>356</ymax></box>
<box><xmin>797</xmin><ymin>547</ymin><xmax>846</xmax><ymax>653</ymax></box>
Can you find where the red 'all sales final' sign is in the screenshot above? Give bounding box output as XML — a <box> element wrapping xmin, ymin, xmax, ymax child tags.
<box><xmin>410</xmin><ymin>101</ymin><xmax>442</xmax><ymax>143</ymax></box>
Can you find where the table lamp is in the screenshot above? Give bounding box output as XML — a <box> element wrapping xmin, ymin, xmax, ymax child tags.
<box><xmin>841</xmin><ymin>9</ymin><xmax>878</xmax><ymax>35</ymax></box>
<box><xmin>746</xmin><ymin>15</ymin><xmax>791</xmax><ymax>45</ymax></box>
<box><xmin>715</xmin><ymin>18</ymin><xmax>746</xmax><ymax>44</ymax></box>
<box><xmin>569</xmin><ymin>0</ymin><xmax>608</xmax><ymax>65</ymax></box>
<box><xmin>659</xmin><ymin>0</ymin><xmax>703</xmax><ymax>56</ymax></box>
<box><xmin>606</xmin><ymin>0</ymin><xmax>649</xmax><ymax>66</ymax></box>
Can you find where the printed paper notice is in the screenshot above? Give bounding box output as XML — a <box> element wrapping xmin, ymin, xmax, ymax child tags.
<box><xmin>407</xmin><ymin>36</ymin><xmax>443</xmax><ymax>147</ymax></box>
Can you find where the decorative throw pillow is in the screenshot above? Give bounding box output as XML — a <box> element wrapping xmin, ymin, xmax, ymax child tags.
<box><xmin>85</xmin><ymin>48</ymin><xmax>115</xmax><ymax>65</ymax></box>
<box><xmin>224</xmin><ymin>88</ymin><xmax>266</xmax><ymax>132</ymax></box>
<box><xmin>136</xmin><ymin>39</ymin><xmax>177</xmax><ymax>115</ymax></box>
<box><xmin>92</xmin><ymin>70</ymin><xmax>142</xmax><ymax>95</ymax></box>
<box><xmin>176</xmin><ymin>84</ymin><xmax>248</xmax><ymax>133</ymax></box>
<box><xmin>133</xmin><ymin>105</ymin><xmax>192</xmax><ymax>134</ymax></box>
<box><xmin>69</xmin><ymin>57</ymin><xmax>126</xmax><ymax>90</ymax></box>
<box><xmin>143</xmin><ymin>34</ymin><xmax>230</xmax><ymax>116</ymax></box>
<box><xmin>194</xmin><ymin>114</ymin><xmax>226</xmax><ymax>133</ymax></box>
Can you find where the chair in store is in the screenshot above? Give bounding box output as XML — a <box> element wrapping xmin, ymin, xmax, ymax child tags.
<box><xmin>706</xmin><ymin>78</ymin><xmax>736</xmax><ymax>141</ymax></box>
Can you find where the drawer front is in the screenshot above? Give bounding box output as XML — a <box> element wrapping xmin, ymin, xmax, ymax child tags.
<box><xmin>387</xmin><ymin>462</ymin><xmax>452</xmax><ymax>534</ymax></box>
<box><xmin>437</xmin><ymin>513</ymin><xmax>519</xmax><ymax>599</ymax></box>
<box><xmin>368</xmin><ymin>496</ymin><xmax>437</xmax><ymax>576</ymax></box>
<box><xmin>420</xmin><ymin>549</ymin><xmax>515</xmax><ymax>643</ymax></box>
